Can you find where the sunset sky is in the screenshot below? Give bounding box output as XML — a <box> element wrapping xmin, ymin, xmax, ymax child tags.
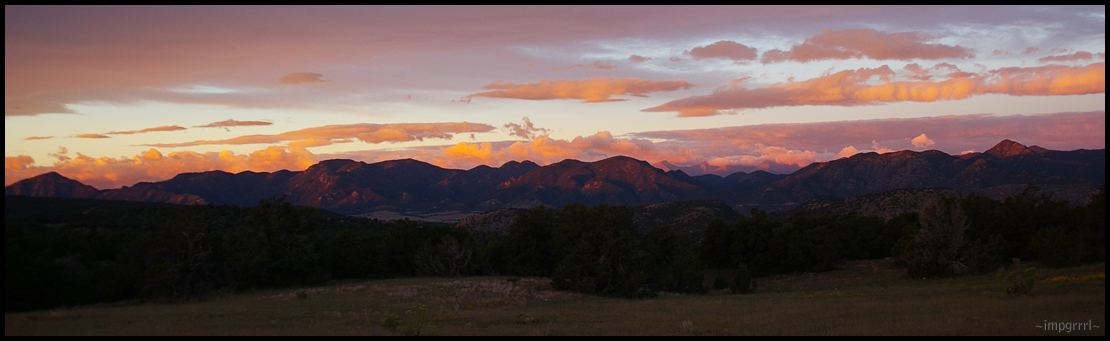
<box><xmin>5</xmin><ymin>6</ymin><xmax>1106</xmax><ymax>189</ymax></box>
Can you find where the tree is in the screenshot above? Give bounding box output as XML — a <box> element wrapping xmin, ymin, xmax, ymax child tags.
<box><xmin>418</xmin><ymin>235</ymin><xmax>475</xmax><ymax>277</ymax></box>
<box><xmin>900</xmin><ymin>196</ymin><xmax>970</xmax><ymax>277</ymax></box>
<box><xmin>550</xmin><ymin>205</ymin><xmax>654</xmax><ymax>298</ymax></box>
<box><xmin>644</xmin><ymin>225</ymin><xmax>706</xmax><ymax>294</ymax></box>
<box><xmin>698</xmin><ymin>218</ymin><xmax>734</xmax><ymax>269</ymax></box>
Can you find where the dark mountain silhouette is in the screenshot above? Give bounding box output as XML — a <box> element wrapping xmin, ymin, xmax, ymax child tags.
<box><xmin>748</xmin><ymin>141</ymin><xmax>1104</xmax><ymax>210</ymax></box>
<box><xmin>491</xmin><ymin>156</ymin><xmax>706</xmax><ymax>207</ymax></box>
<box><xmin>6</xmin><ymin>140</ymin><xmax>1104</xmax><ymax>215</ymax></box>
<box><xmin>5</xmin><ymin>172</ymin><xmax>99</xmax><ymax>198</ymax></box>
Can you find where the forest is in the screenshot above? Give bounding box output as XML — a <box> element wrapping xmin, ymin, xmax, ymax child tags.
<box><xmin>5</xmin><ymin>185</ymin><xmax>1104</xmax><ymax>312</ymax></box>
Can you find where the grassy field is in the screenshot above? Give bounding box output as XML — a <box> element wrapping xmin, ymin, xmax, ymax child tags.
<box><xmin>6</xmin><ymin>259</ymin><xmax>1104</xmax><ymax>335</ymax></box>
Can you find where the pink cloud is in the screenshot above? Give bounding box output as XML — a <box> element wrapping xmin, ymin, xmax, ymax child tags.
<box><xmin>23</xmin><ymin>136</ymin><xmax>54</xmax><ymax>140</ymax></box>
<box><xmin>643</xmin><ymin>63</ymin><xmax>1105</xmax><ymax>117</ymax></box>
<box><xmin>633</xmin><ymin>111</ymin><xmax>1104</xmax><ymax>157</ymax></box>
<box><xmin>628</xmin><ymin>55</ymin><xmax>651</xmax><ymax>63</ymax></box>
<box><xmin>685</xmin><ymin>40</ymin><xmax>758</xmax><ymax>61</ymax></box>
<box><xmin>503</xmin><ymin>117</ymin><xmax>551</xmax><ymax>140</ymax></box>
<box><xmin>278</xmin><ymin>72</ymin><xmax>328</xmax><ymax>85</ymax></box>
<box><xmin>1037</xmin><ymin>51</ymin><xmax>1094</xmax><ymax>63</ymax></box>
<box><xmin>552</xmin><ymin>60</ymin><xmax>617</xmax><ymax>71</ymax></box>
<box><xmin>145</xmin><ymin>122</ymin><xmax>496</xmax><ymax>148</ymax></box>
<box><xmin>195</xmin><ymin>119</ymin><xmax>273</xmax><ymax>128</ymax></box>
<box><xmin>107</xmin><ymin>125</ymin><xmax>186</xmax><ymax>135</ymax></box>
<box><xmin>468</xmin><ymin>77</ymin><xmax>695</xmax><ymax>103</ymax></box>
<box><xmin>7</xmin><ymin>111</ymin><xmax>1102</xmax><ymax>188</ymax></box>
<box><xmin>761</xmin><ymin>28</ymin><xmax>974</xmax><ymax>63</ymax></box>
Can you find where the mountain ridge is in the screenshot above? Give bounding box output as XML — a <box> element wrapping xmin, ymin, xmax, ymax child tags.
<box><xmin>6</xmin><ymin>140</ymin><xmax>1104</xmax><ymax>215</ymax></box>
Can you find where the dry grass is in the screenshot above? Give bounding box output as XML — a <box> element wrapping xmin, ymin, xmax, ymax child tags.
<box><xmin>6</xmin><ymin>260</ymin><xmax>1104</xmax><ymax>335</ymax></box>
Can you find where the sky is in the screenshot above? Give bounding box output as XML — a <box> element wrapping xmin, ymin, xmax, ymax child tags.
<box><xmin>5</xmin><ymin>5</ymin><xmax>1106</xmax><ymax>189</ymax></box>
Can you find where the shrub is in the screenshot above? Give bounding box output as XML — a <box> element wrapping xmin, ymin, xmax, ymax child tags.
<box><xmin>380</xmin><ymin>313</ymin><xmax>401</xmax><ymax>331</ymax></box>
<box><xmin>997</xmin><ymin>258</ymin><xmax>1036</xmax><ymax>297</ymax></box>
<box><xmin>402</xmin><ymin>305</ymin><xmax>431</xmax><ymax>336</ymax></box>
<box><xmin>730</xmin><ymin>263</ymin><xmax>756</xmax><ymax>294</ymax></box>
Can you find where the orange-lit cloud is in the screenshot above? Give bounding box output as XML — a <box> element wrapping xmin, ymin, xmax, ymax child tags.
<box><xmin>911</xmin><ymin>133</ymin><xmax>935</xmax><ymax>148</ymax></box>
<box><xmin>552</xmin><ymin>60</ymin><xmax>617</xmax><ymax>71</ymax></box>
<box><xmin>979</xmin><ymin>63</ymin><xmax>1105</xmax><ymax>96</ymax></box>
<box><xmin>7</xmin><ymin>112</ymin><xmax>1103</xmax><ymax>187</ymax></box>
<box><xmin>1037</xmin><ymin>51</ymin><xmax>1094</xmax><ymax>63</ymax></box>
<box><xmin>429</xmin><ymin>131</ymin><xmax>699</xmax><ymax>170</ymax></box>
<box><xmin>107</xmin><ymin>125</ymin><xmax>186</xmax><ymax>135</ymax></box>
<box><xmin>469</xmin><ymin>77</ymin><xmax>695</xmax><ymax>103</ymax></box>
<box><xmin>75</xmin><ymin>133</ymin><xmax>111</xmax><ymax>139</ymax></box>
<box><xmin>503</xmin><ymin>117</ymin><xmax>551</xmax><ymax>140</ymax></box>
<box><xmin>5</xmin><ymin>155</ymin><xmax>35</xmax><ymax>171</ymax></box>
<box><xmin>195</xmin><ymin>119</ymin><xmax>273</xmax><ymax>129</ymax></box>
<box><xmin>5</xmin><ymin>145</ymin><xmax>318</xmax><ymax>189</ymax></box>
<box><xmin>685</xmin><ymin>40</ymin><xmax>758</xmax><ymax>61</ymax></box>
<box><xmin>644</xmin><ymin>63</ymin><xmax>1105</xmax><ymax>117</ymax></box>
<box><xmin>345</xmin><ymin>112</ymin><xmax>1104</xmax><ymax>175</ymax></box>
<box><xmin>279</xmin><ymin>72</ymin><xmax>328</xmax><ymax>84</ymax></box>
<box><xmin>761</xmin><ymin>28</ymin><xmax>974</xmax><ymax>63</ymax></box>
<box><xmin>837</xmin><ymin>146</ymin><xmax>859</xmax><ymax>159</ymax></box>
<box><xmin>146</xmin><ymin>122</ymin><xmax>496</xmax><ymax>148</ymax></box>
<box><xmin>24</xmin><ymin>136</ymin><xmax>53</xmax><ymax>140</ymax></box>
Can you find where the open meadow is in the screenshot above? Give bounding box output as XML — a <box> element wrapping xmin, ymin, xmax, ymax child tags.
<box><xmin>6</xmin><ymin>259</ymin><xmax>1104</xmax><ymax>336</ymax></box>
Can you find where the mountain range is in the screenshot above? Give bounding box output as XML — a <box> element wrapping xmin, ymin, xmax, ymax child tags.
<box><xmin>6</xmin><ymin>140</ymin><xmax>1105</xmax><ymax>216</ymax></box>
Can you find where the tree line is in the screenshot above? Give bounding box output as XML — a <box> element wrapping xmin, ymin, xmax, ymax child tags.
<box><xmin>5</xmin><ymin>185</ymin><xmax>1104</xmax><ymax>312</ymax></box>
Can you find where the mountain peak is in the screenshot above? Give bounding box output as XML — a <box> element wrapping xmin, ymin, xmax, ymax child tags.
<box><xmin>985</xmin><ymin>139</ymin><xmax>1033</xmax><ymax>158</ymax></box>
<box><xmin>5</xmin><ymin>171</ymin><xmax>100</xmax><ymax>198</ymax></box>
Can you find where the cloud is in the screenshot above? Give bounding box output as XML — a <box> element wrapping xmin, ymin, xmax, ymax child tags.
<box><xmin>503</xmin><ymin>117</ymin><xmax>551</xmax><ymax>140</ymax></box>
<box><xmin>837</xmin><ymin>146</ymin><xmax>859</xmax><ymax>158</ymax></box>
<box><xmin>8</xmin><ymin>111</ymin><xmax>1103</xmax><ymax>188</ymax></box>
<box><xmin>145</xmin><ymin>122</ymin><xmax>496</xmax><ymax>148</ymax></box>
<box><xmin>911</xmin><ymin>133</ymin><xmax>936</xmax><ymax>148</ymax></box>
<box><xmin>49</xmin><ymin>147</ymin><xmax>71</xmax><ymax>162</ymax></box>
<box><xmin>107</xmin><ymin>125</ymin><xmax>187</xmax><ymax>135</ymax></box>
<box><xmin>5</xmin><ymin>145</ymin><xmax>318</xmax><ymax>189</ymax></box>
<box><xmin>552</xmin><ymin>60</ymin><xmax>617</xmax><ymax>71</ymax></box>
<box><xmin>628</xmin><ymin>55</ymin><xmax>651</xmax><ymax>63</ymax></box>
<box><xmin>5</xmin><ymin>155</ymin><xmax>35</xmax><ymax>171</ymax></box>
<box><xmin>1037</xmin><ymin>51</ymin><xmax>1094</xmax><ymax>63</ymax></box>
<box><xmin>75</xmin><ymin>134</ymin><xmax>111</xmax><ymax>139</ymax></box>
<box><xmin>468</xmin><ymin>77</ymin><xmax>696</xmax><ymax>103</ymax></box>
<box><xmin>761</xmin><ymin>28</ymin><xmax>974</xmax><ymax>63</ymax></box>
<box><xmin>632</xmin><ymin>111</ymin><xmax>1105</xmax><ymax>157</ymax></box>
<box><xmin>643</xmin><ymin>62</ymin><xmax>1105</xmax><ymax>117</ymax></box>
<box><xmin>7</xmin><ymin>7</ymin><xmax>1101</xmax><ymax>117</ymax></box>
<box><xmin>430</xmin><ymin>131</ymin><xmax>699</xmax><ymax>170</ymax></box>
<box><xmin>195</xmin><ymin>119</ymin><xmax>274</xmax><ymax>129</ymax></box>
<box><xmin>871</xmin><ymin>140</ymin><xmax>894</xmax><ymax>154</ymax></box>
<box><xmin>668</xmin><ymin>57</ymin><xmax>682</xmax><ymax>62</ymax></box>
<box><xmin>685</xmin><ymin>40</ymin><xmax>758</xmax><ymax>61</ymax></box>
<box><xmin>278</xmin><ymin>72</ymin><xmax>328</xmax><ymax>85</ymax></box>
<box><xmin>24</xmin><ymin>136</ymin><xmax>54</xmax><ymax>140</ymax></box>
